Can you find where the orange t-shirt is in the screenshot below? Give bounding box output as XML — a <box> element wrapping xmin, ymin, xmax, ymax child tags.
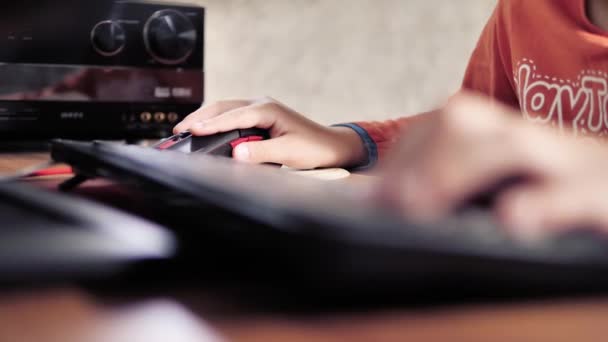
<box><xmin>354</xmin><ymin>0</ymin><xmax>608</xmax><ymax>163</ymax></box>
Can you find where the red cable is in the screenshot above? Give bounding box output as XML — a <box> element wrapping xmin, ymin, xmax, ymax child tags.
<box><xmin>25</xmin><ymin>166</ymin><xmax>74</xmax><ymax>178</ymax></box>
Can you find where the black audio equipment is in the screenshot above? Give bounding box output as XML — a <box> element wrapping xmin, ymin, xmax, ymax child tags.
<box><xmin>0</xmin><ymin>0</ymin><xmax>204</xmax><ymax>141</ymax></box>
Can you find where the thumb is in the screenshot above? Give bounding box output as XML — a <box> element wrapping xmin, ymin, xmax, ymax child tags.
<box><xmin>232</xmin><ymin>138</ymin><xmax>287</xmax><ymax>165</ymax></box>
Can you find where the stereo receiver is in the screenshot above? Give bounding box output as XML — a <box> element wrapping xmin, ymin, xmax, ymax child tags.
<box><xmin>0</xmin><ymin>0</ymin><xmax>204</xmax><ymax>140</ymax></box>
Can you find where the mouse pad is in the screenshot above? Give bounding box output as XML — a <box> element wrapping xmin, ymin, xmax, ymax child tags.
<box><xmin>287</xmin><ymin>168</ymin><xmax>351</xmax><ymax>181</ymax></box>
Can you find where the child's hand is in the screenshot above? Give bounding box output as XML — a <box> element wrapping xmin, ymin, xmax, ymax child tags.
<box><xmin>174</xmin><ymin>97</ymin><xmax>367</xmax><ymax>169</ymax></box>
<box><xmin>374</xmin><ymin>92</ymin><xmax>608</xmax><ymax>240</ymax></box>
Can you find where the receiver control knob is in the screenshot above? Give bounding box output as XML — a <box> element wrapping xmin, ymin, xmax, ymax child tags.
<box><xmin>144</xmin><ymin>9</ymin><xmax>197</xmax><ymax>65</ymax></box>
<box><xmin>91</xmin><ymin>21</ymin><xmax>126</xmax><ymax>56</ymax></box>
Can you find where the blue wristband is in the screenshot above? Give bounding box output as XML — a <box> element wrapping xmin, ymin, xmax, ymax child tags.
<box><xmin>332</xmin><ymin>123</ymin><xmax>378</xmax><ymax>170</ymax></box>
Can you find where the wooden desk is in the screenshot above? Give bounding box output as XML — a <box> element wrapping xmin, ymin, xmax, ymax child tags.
<box><xmin>1</xmin><ymin>153</ymin><xmax>608</xmax><ymax>341</ymax></box>
<box><xmin>2</xmin><ymin>288</ymin><xmax>608</xmax><ymax>342</ymax></box>
<box><xmin>0</xmin><ymin>152</ymin><xmax>50</xmax><ymax>173</ymax></box>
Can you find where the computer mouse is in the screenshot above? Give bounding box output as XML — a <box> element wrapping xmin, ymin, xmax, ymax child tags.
<box><xmin>154</xmin><ymin>128</ymin><xmax>271</xmax><ymax>157</ymax></box>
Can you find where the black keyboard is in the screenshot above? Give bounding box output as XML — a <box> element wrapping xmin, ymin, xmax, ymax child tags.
<box><xmin>0</xmin><ymin>181</ymin><xmax>175</xmax><ymax>283</ymax></box>
<box><xmin>50</xmin><ymin>140</ymin><xmax>608</xmax><ymax>305</ymax></box>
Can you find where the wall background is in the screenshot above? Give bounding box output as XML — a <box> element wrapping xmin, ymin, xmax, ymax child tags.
<box><xmin>173</xmin><ymin>0</ymin><xmax>497</xmax><ymax>124</ymax></box>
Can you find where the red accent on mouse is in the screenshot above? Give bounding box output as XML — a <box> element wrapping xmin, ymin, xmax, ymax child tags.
<box><xmin>229</xmin><ymin>135</ymin><xmax>264</xmax><ymax>149</ymax></box>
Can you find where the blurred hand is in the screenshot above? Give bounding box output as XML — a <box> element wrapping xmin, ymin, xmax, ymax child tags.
<box><xmin>174</xmin><ymin>97</ymin><xmax>367</xmax><ymax>169</ymax></box>
<box><xmin>375</xmin><ymin>92</ymin><xmax>608</xmax><ymax>240</ymax></box>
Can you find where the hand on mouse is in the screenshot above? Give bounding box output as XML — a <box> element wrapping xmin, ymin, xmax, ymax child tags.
<box><xmin>173</xmin><ymin>97</ymin><xmax>367</xmax><ymax>169</ymax></box>
<box><xmin>374</xmin><ymin>92</ymin><xmax>608</xmax><ymax>240</ymax></box>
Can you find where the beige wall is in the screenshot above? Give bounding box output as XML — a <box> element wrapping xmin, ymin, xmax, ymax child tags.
<box><xmin>174</xmin><ymin>0</ymin><xmax>497</xmax><ymax>124</ymax></box>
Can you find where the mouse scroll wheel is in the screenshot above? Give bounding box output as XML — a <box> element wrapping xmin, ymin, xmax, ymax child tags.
<box><xmin>230</xmin><ymin>136</ymin><xmax>264</xmax><ymax>149</ymax></box>
<box><xmin>156</xmin><ymin>132</ymin><xmax>192</xmax><ymax>150</ymax></box>
<box><xmin>156</xmin><ymin>139</ymin><xmax>179</xmax><ymax>150</ymax></box>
